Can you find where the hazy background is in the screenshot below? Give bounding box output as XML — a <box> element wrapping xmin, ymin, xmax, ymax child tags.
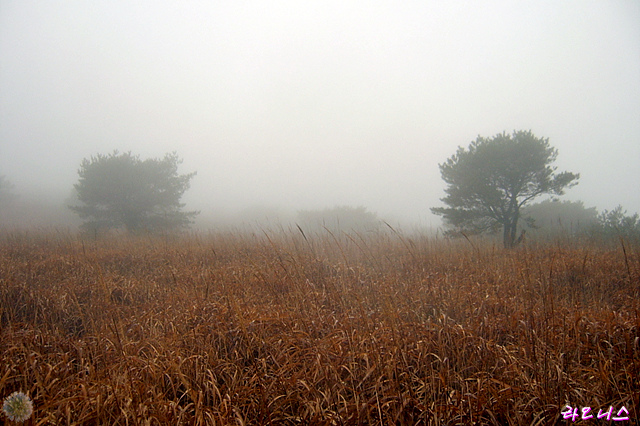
<box><xmin>1</xmin><ymin>0</ymin><xmax>639</xmax><ymax>230</ymax></box>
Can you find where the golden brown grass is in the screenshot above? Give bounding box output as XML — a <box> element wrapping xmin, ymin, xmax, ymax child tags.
<box><xmin>1</xmin><ymin>229</ymin><xmax>638</xmax><ymax>425</ymax></box>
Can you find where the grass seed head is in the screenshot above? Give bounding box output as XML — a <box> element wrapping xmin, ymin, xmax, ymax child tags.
<box><xmin>3</xmin><ymin>391</ymin><xmax>34</xmax><ymax>423</ymax></box>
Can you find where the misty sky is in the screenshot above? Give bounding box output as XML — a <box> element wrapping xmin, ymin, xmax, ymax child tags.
<box><xmin>1</xmin><ymin>1</ymin><xmax>639</xmax><ymax>227</ymax></box>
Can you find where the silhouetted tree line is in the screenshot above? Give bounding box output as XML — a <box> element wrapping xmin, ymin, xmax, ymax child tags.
<box><xmin>5</xmin><ymin>130</ymin><xmax>637</xmax><ymax>244</ymax></box>
<box><xmin>297</xmin><ymin>206</ymin><xmax>380</xmax><ymax>234</ymax></box>
<box><xmin>522</xmin><ymin>200</ymin><xmax>639</xmax><ymax>244</ymax></box>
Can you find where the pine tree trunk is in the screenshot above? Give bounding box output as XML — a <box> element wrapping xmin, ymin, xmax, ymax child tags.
<box><xmin>503</xmin><ymin>223</ymin><xmax>513</xmax><ymax>248</ymax></box>
<box><xmin>510</xmin><ymin>221</ymin><xmax>518</xmax><ymax>247</ymax></box>
<box><xmin>503</xmin><ymin>216</ymin><xmax>520</xmax><ymax>248</ymax></box>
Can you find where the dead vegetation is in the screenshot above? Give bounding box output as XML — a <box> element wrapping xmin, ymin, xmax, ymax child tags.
<box><xmin>0</xmin><ymin>230</ymin><xmax>638</xmax><ymax>425</ymax></box>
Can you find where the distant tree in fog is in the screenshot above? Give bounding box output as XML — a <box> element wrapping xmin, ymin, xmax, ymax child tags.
<box><xmin>297</xmin><ymin>206</ymin><xmax>380</xmax><ymax>233</ymax></box>
<box><xmin>69</xmin><ymin>151</ymin><xmax>198</xmax><ymax>234</ymax></box>
<box><xmin>431</xmin><ymin>130</ymin><xmax>579</xmax><ymax>248</ymax></box>
<box><xmin>593</xmin><ymin>205</ymin><xmax>640</xmax><ymax>243</ymax></box>
<box><xmin>522</xmin><ymin>200</ymin><xmax>598</xmax><ymax>238</ymax></box>
<box><xmin>0</xmin><ymin>175</ymin><xmax>18</xmax><ymax>206</ymax></box>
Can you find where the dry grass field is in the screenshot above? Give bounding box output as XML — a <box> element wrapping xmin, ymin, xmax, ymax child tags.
<box><xmin>1</xmin><ymin>229</ymin><xmax>638</xmax><ymax>425</ymax></box>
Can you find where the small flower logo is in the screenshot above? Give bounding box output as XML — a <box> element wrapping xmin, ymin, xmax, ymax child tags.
<box><xmin>3</xmin><ymin>391</ymin><xmax>33</xmax><ymax>423</ymax></box>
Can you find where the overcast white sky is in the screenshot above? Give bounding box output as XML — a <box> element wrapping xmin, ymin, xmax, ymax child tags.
<box><xmin>1</xmin><ymin>0</ymin><xmax>639</xmax><ymax>228</ymax></box>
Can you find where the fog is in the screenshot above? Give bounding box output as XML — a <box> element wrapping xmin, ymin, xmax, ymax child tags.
<box><xmin>1</xmin><ymin>1</ymin><xmax>639</xmax><ymax>230</ymax></box>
